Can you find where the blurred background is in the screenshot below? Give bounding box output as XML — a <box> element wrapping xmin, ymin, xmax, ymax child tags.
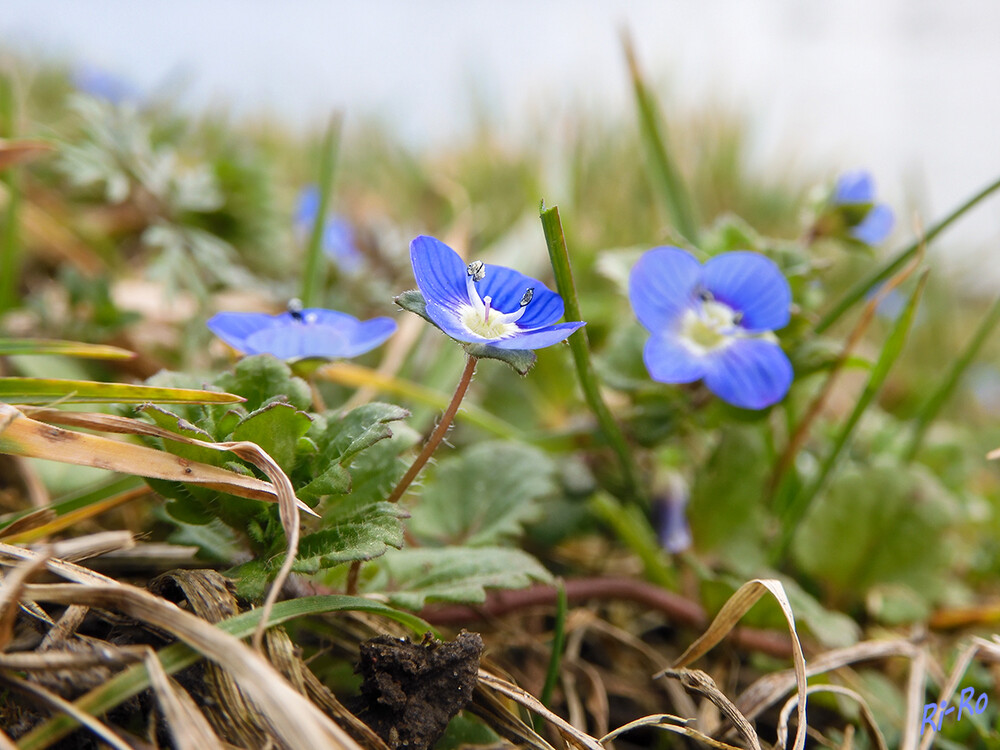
<box><xmin>3</xmin><ymin>0</ymin><xmax>1000</xmax><ymax>282</ymax></box>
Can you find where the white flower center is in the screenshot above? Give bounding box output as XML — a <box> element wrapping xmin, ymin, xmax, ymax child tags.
<box><xmin>461</xmin><ymin>261</ymin><xmax>533</xmax><ymax>340</ymax></box>
<box><xmin>678</xmin><ymin>297</ymin><xmax>743</xmax><ymax>355</ymax></box>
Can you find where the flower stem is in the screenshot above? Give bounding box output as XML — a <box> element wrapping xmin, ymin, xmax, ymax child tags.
<box><xmin>540</xmin><ymin>204</ymin><xmax>646</xmax><ymax>505</ymax></box>
<box><xmin>386</xmin><ymin>355</ymin><xmax>478</xmax><ymax>505</ymax></box>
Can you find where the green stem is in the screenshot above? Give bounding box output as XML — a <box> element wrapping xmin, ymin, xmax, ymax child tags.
<box><xmin>300</xmin><ymin>114</ymin><xmax>342</xmax><ymax>307</ymax></box>
<box><xmin>622</xmin><ymin>31</ymin><xmax>699</xmax><ymax>244</ymax></box>
<box><xmin>540</xmin><ymin>204</ymin><xmax>645</xmax><ymax>504</ymax></box>
<box><xmin>0</xmin><ymin>74</ymin><xmax>21</xmax><ymax>313</ymax></box>
<box><xmin>590</xmin><ymin>492</ymin><xmax>676</xmax><ymax>589</ymax></box>
<box><xmin>386</xmin><ymin>355</ymin><xmax>477</xmax><ymax>504</ymax></box>
<box><xmin>774</xmin><ymin>271</ymin><xmax>928</xmax><ymax>563</ymax></box>
<box><xmin>903</xmin><ymin>294</ymin><xmax>1000</xmax><ymax>462</ymax></box>
<box><xmin>535</xmin><ymin>579</ymin><xmax>567</xmax><ymax>730</ymax></box>
<box><xmin>816</xmin><ymin>174</ymin><xmax>1000</xmax><ymax>334</ymax></box>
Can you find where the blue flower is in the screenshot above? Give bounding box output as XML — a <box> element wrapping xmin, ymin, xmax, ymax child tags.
<box><xmin>629</xmin><ymin>247</ymin><xmax>793</xmax><ymax>410</ymax></box>
<box><xmin>831</xmin><ymin>170</ymin><xmax>895</xmax><ymax>245</ymax></box>
<box><xmin>295</xmin><ymin>186</ymin><xmax>363</xmax><ymax>272</ymax></box>
<box><xmin>207</xmin><ymin>304</ymin><xmax>396</xmax><ymax>360</ymax></box>
<box><xmin>409</xmin><ymin>235</ymin><xmax>585</xmax><ymax>350</ymax></box>
<box><xmin>72</xmin><ymin>65</ymin><xmax>138</xmax><ymax>105</ymax></box>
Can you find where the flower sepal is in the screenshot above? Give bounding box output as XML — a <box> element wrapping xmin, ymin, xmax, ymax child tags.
<box><xmin>395</xmin><ymin>289</ymin><xmax>537</xmax><ymax>375</ymax></box>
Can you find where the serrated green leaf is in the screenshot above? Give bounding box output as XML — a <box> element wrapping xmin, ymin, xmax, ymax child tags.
<box><xmin>293</xmin><ymin>499</ymin><xmax>408</xmax><ymax>570</ymax></box>
<box><xmin>330</xmin><ymin>402</ymin><xmax>409</xmax><ymax>464</ymax></box>
<box><xmin>229</xmin><ymin>402</ymin><xmax>312</xmax><ymax>473</ymax></box>
<box><xmin>395</xmin><ymin>290</ymin><xmax>536</xmax><ymax>375</ymax></box>
<box><xmin>136</xmin><ymin>403</ymin><xmax>220</xmax><ymax>466</ymax></box>
<box><xmin>338</xmin><ymin>425</ymin><xmax>419</xmax><ymax>507</ymax></box>
<box><xmin>792</xmin><ymin>464</ymin><xmax>957</xmax><ymax>607</ymax></box>
<box><xmin>409</xmin><ymin>441</ymin><xmax>555</xmax><ymax>546</ymax></box>
<box><xmin>215</xmin><ymin>354</ymin><xmax>312</xmax><ymax>412</ymax></box>
<box><xmin>372</xmin><ymin>546</ymin><xmax>552</xmax><ymax>610</ymax></box>
<box><xmin>298</xmin><ymin>462</ymin><xmax>352</xmax><ymax>501</ymax></box>
<box><xmin>0</xmin><ymin>377</ymin><xmax>243</xmax><ymax>405</ymax></box>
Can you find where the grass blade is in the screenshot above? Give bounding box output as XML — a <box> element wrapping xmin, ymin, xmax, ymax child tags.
<box><xmin>776</xmin><ymin>271</ymin><xmax>929</xmax><ymax>560</ymax></box>
<box><xmin>0</xmin><ymin>338</ymin><xmax>134</xmax><ymax>359</ymax></box>
<box><xmin>0</xmin><ymin>377</ymin><xmax>243</xmax><ymax>404</ymax></box>
<box><xmin>540</xmin><ymin>204</ymin><xmax>644</xmax><ymax>503</ymax></box>
<box><xmin>301</xmin><ymin>113</ymin><xmax>342</xmax><ymax>307</ymax></box>
<box><xmin>0</xmin><ymin>75</ymin><xmax>22</xmax><ymax>313</ymax></box>
<box><xmin>903</xmin><ymin>293</ymin><xmax>1000</xmax><ymax>462</ymax></box>
<box><xmin>816</xmin><ymin>174</ymin><xmax>1000</xmax><ymax>334</ymax></box>
<box><xmin>622</xmin><ymin>31</ymin><xmax>699</xmax><ymax>243</ymax></box>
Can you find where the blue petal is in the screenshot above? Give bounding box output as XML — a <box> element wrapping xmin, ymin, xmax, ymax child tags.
<box><xmin>833</xmin><ymin>170</ymin><xmax>875</xmax><ymax>204</ymax></box>
<box><xmin>296</xmin><ymin>185</ymin><xmax>320</xmax><ymax>228</ymax></box>
<box><xmin>410</xmin><ymin>236</ymin><xmax>471</xmax><ymax>311</ymax></box>
<box><xmin>245</xmin><ymin>323</ymin><xmax>351</xmax><ymax>359</ymax></box>
<box><xmin>629</xmin><ymin>247</ymin><xmax>703</xmax><ymax>332</ymax></box>
<box><xmin>702</xmin><ymin>252</ymin><xmax>791</xmax><ymax>332</ymax></box>
<box><xmin>478</xmin><ymin>264</ymin><xmax>564</xmax><ymax>327</ymax></box>
<box><xmin>490</xmin><ymin>321</ymin><xmax>585</xmax><ymax>350</ymax></box>
<box><xmin>340</xmin><ymin>317</ymin><xmax>398</xmax><ymax>357</ymax></box>
<box><xmin>702</xmin><ymin>338</ymin><xmax>793</xmax><ymax>410</ymax></box>
<box><xmin>300</xmin><ymin>309</ymin><xmax>361</xmax><ymax>328</ymax></box>
<box><xmin>207</xmin><ymin>312</ymin><xmax>280</xmax><ymax>350</ymax></box>
<box><xmin>850</xmin><ymin>203</ymin><xmax>894</xmax><ymax>245</ymax></box>
<box><xmin>643</xmin><ymin>332</ymin><xmax>707</xmax><ymax>383</ymax></box>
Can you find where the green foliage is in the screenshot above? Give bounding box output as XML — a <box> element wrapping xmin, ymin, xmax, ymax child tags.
<box><xmin>409</xmin><ymin>441</ymin><xmax>555</xmax><ymax>546</ymax></box>
<box><xmin>793</xmin><ymin>464</ymin><xmax>958</xmax><ymax>612</ymax></box>
<box><xmin>371</xmin><ymin>546</ymin><xmax>553</xmax><ymax>610</ymax></box>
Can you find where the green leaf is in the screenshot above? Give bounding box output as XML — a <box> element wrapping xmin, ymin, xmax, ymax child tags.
<box><xmin>320</xmin><ymin>401</ymin><xmax>410</xmax><ymax>465</ymax></box>
<box><xmin>409</xmin><ymin>441</ymin><xmax>555</xmax><ymax>547</ymax></box>
<box><xmin>688</xmin><ymin>426</ymin><xmax>769</xmax><ymax>573</ymax></box>
<box><xmin>395</xmin><ymin>290</ymin><xmax>537</xmax><ymax>375</ymax></box>
<box><xmin>0</xmin><ymin>338</ymin><xmax>134</xmax><ymax>359</ymax></box>
<box><xmin>294</xmin><ymin>499</ymin><xmax>408</xmax><ymax>570</ymax></box>
<box><xmin>792</xmin><ymin>464</ymin><xmax>957</xmax><ymax>607</ymax></box>
<box><xmin>229</xmin><ymin>401</ymin><xmax>312</xmax><ymax>473</ymax></box>
<box><xmin>297</xmin><ymin>462</ymin><xmax>351</xmax><ymax>501</ymax></box>
<box><xmin>372</xmin><ymin>546</ymin><xmax>552</xmax><ymax>610</ymax></box>
<box><xmin>0</xmin><ymin>377</ymin><xmax>243</xmax><ymax>405</ymax></box>
<box><xmin>136</xmin><ymin>403</ymin><xmax>220</xmax><ymax>466</ymax></box>
<box><xmin>215</xmin><ymin>354</ymin><xmax>312</xmax><ymax>412</ymax></box>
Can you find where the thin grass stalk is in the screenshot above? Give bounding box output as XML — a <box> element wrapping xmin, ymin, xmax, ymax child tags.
<box><xmin>816</xmin><ymin>174</ymin><xmax>1000</xmax><ymax>334</ymax></box>
<box><xmin>539</xmin><ymin>580</ymin><xmax>568</xmax><ymax>709</ymax></box>
<box><xmin>902</xmin><ymin>293</ymin><xmax>1000</xmax><ymax>462</ymax></box>
<box><xmin>0</xmin><ymin>74</ymin><xmax>21</xmax><ymax>313</ymax></box>
<box><xmin>300</xmin><ymin>113</ymin><xmax>342</xmax><ymax>307</ymax></box>
<box><xmin>540</xmin><ymin>205</ymin><xmax>644</xmax><ymax>504</ymax></box>
<box><xmin>774</xmin><ymin>271</ymin><xmax>929</xmax><ymax>562</ymax></box>
<box><xmin>622</xmin><ymin>30</ymin><xmax>699</xmax><ymax>243</ymax></box>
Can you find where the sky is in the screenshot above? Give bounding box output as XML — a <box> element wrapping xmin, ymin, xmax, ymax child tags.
<box><xmin>2</xmin><ymin>0</ymin><xmax>999</xmax><ymax>283</ymax></box>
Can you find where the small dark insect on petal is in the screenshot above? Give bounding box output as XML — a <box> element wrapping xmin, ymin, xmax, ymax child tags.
<box><xmin>466</xmin><ymin>260</ymin><xmax>485</xmax><ymax>282</ymax></box>
<box><xmin>519</xmin><ymin>288</ymin><xmax>534</xmax><ymax>307</ymax></box>
<box><xmin>287</xmin><ymin>297</ymin><xmax>305</xmax><ymax>321</ymax></box>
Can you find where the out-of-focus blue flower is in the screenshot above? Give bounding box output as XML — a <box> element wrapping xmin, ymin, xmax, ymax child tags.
<box><xmin>207</xmin><ymin>303</ymin><xmax>395</xmax><ymax>360</ymax></box>
<box><xmin>629</xmin><ymin>247</ymin><xmax>793</xmax><ymax>410</ymax></box>
<box><xmin>409</xmin><ymin>235</ymin><xmax>585</xmax><ymax>350</ymax></box>
<box><xmin>295</xmin><ymin>186</ymin><xmax>363</xmax><ymax>272</ymax></box>
<box><xmin>72</xmin><ymin>66</ymin><xmax>138</xmax><ymax>105</ymax></box>
<box><xmin>654</xmin><ymin>475</ymin><xmax>691</xmax><ymax>554</ymax></box>
<box><xmin>831</xmin><ymin>170</ymin><xmax>895</xmax><ymax>245</ymax></box>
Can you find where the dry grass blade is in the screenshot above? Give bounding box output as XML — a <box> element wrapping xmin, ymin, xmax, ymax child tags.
<box><xmin>144</xmin><ymin>649</ymin><xmax>227</xmax><ymax>750</ymax></box>
<box><xmin>468</xmin><ymin>683</ymin><xmax>559</xmax><ymax>750</ymax></box>
<box><xmin>2</xmin><ymin>405</ymin><xmax>317</xmax><ymax>515</ymax></box>
<box><xmin>917</xmin><ymin>636</ymin><xmax>1000</xmax><ymax>750</ymax></box>
<box><xmin>901</xmin><ymin>645</ymin><xmax>928</xmax><ymax>750</ymax></box>
<box><xmin>0</xmin><ymin>648</ymin><xmax>143</xmax><ymax>671</ymax></box>
<box><xmin>0</xmin><ymin>553</ymin><xmax>48</xmax><ymax>650</ymax></box>
<box><xmin>46</xmin><ymin>530</ymin><xmax>134</xmax><ymax>562</ymax></box>
<box><xmin>0</xmin><ymin>540</ymin><xmax>121</xmax><ymax>586</ymax></box>
<box><xmin>777</xmin><ymin>685</ymin><xmax>888</xmax><ymax>750</ymax></box>
<box><xmin>478</xmin><ymin>669</ymin><xmax>605</xmax><ymax>750</ymax></box>
<box><xmin>0</xmin><ymin>727</ymin><xmax>16</xmax><ymax>750</ymax></box>
<box><xmin>0</xmin><ymin>138</ymin><xmax>53</xmax><ymax>170</ymax></box>
<box><xmin>0</xmin><ymin>508</ymin><xmax>57</xmax><ymax>540</ymax></box>
<box><xmin>656</xmin><ymin>668</ymin><xmax>762</xmax><ymax>750</ymax></box>
<box><xmin>2</xmin><ymin>486</ymin><xmax>149</xmax><ymax>545</ymax></box>
<box><xmin>602</xmin><ymin>714</ymin><xmax>746</xmax><ymax>750</ymax></box>
<box><xmin>219</xmin><ymin>440</ymin><xmax>299</xmax><ymax>651</ymax></box>
<box><xmin>666</xmin><ymin>579</ymin><xmax>808</xmax><ymax>750</ymax></box>
<box><xmin>737</xmin><ymin>639</ymin><xmax>918</xmax><ymax>722</ymax></box>
<box><xmin>0</xmin><ymin>672</ymin><xmax>132</xmax><ymax>750</ymax></box>
<box><xmin>19</xmin><ymin>581</ymin><xmax>362</xmax><ymax>749</ymax></box>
